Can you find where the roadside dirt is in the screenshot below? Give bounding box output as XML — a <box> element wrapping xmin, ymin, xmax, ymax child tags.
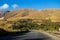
<box><xmin>35</xmin><ymin>30</ymin><xmax>60</xmax><ymax>40</ymax></box>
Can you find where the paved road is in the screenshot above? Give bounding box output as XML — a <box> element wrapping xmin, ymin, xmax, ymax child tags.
<box><xmin>0</xmin><ymin>31</ymin><xmax>60</xmax><ymax>40</ymax></box>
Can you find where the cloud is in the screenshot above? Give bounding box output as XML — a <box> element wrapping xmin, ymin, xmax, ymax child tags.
<box><xmin>0</xmin><ymin>4</ymin><xmax>9</xmax><ymax>10</ymax></box>
<box><xmin>12</xmin><ymin>4</ymin><xmax>18</xmax><ymax>9</ymax></box>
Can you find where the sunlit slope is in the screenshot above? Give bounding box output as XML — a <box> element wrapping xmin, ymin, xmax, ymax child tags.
<box><xmin>5</xmin><ymin>9</ymin><xmax>60</xmax><ymax>22</ymax></box>
<box><xmin>41</xmin><ymin>9</ymin><xmax>60</xmax><ymax>22</ymax></box>
<box><xmin>0</xmin><ymin>8</ymin><xmax>60</xmax><ymax>31</ymax></box>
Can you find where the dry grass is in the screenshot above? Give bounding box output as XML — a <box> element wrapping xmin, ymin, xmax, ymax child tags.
<box><xmin>4</xmin><ymin>9</ymin><xmax>60</xmax><ymax>22</ymax></box>
<box><xmin>0</xmin><ymin>8</ymin><xmax>60</xmax><ymax>32</ymax></box>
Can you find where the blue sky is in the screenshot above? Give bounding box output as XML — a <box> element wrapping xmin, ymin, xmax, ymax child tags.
<box><xmin>0</xmin><ymin>0</ymin><xmax>60</xmax><ymax>10</ymax></box>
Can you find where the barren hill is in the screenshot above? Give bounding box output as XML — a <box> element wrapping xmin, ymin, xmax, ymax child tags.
<box><xmin>4</xmin><ymin>9</ymin><xmax>60</xmax><ymax>22</ymax></box>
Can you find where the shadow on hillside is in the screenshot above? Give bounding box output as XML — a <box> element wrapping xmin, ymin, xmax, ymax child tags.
<box><xmin>0</xmin><ymin>28</ymin><xmax>30</xmax><ymax>37</ymax></box>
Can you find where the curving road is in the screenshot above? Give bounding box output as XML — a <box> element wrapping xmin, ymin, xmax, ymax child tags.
<box><xmin>0</xmin><ymin>31</ymin><xmax>60</xmax><ymax>40</ymax></box>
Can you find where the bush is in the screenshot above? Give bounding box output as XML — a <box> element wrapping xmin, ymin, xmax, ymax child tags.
<box><xmin>12</xmin><ymin>19</ymin><xmax>60</xmax><ymax>31</ymax></box>
<box><xmin>12</xmin><ymin>19</ymin><xmax>39</xmax><ymax>31</ymax></box>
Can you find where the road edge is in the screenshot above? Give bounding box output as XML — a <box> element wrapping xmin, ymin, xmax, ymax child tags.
<box><xmin>34</xmin><ymin>30</ymin><xmax>60</xmax><ymax>40</ymax></box>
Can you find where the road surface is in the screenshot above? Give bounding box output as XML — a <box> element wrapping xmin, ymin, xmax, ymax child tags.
<box><xmin>0</xmin><ymin>31</ymin><xmax>60</xmax><ymax>40</ymax></box>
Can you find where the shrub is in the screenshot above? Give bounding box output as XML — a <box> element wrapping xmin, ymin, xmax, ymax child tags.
<box><xmin>12</xmin><ymin>19</ymin><xmax>39</xmax><ymax>31</ymax></box>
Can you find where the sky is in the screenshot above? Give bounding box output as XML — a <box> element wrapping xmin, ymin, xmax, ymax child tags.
<box><xmin>0</xmin><ymin>0</ymin><xmax>60</xmax><ymax>11</ymax></box>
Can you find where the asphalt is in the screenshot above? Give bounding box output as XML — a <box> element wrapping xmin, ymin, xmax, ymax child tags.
<box><xmin>0</xmin><ymin>31</ymin><xmax>60</xmax><ymax>40</ymax></box>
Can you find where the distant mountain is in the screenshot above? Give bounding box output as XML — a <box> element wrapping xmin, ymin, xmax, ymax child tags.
<box><xmin>2</xmin><ymin>9</ymin><xmax>60</xmax><ymax>22</ymax></box>
<box><xmin>0</xmin><ymin>10</ymin><xmax>10</xmax><ymax>18</ymax></box>
<box><xmin>0</xmin><ymin>12</ymin><xmax>4</xmax><ymax>18</ymax></box>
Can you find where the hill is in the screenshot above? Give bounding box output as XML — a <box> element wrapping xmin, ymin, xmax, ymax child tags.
<box><xmin>4</xmin><ymin>9</ymin><xmax>60</xmax><ymax>22</ymax></box>
<box><xmin>0</xmin><ymin>8</ymin><xmax>60</xmax><ymax>31</ymax></box>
